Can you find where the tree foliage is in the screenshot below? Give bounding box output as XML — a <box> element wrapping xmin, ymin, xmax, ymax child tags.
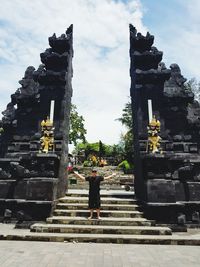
<box><xmin>185</xmin><ymin>78</ymin><xmax>200</xmax><ymax>103</ymax></box>
<box><xmin>117</xmin><ymin>102</ymin><xmax>132</xmax><ymax>130</ymax></box>
<box><xmin>69</xmin><ymin>104</ymin><xmax>87</xmax><ymax>146</ymax></box>
<box><xmin>74</xmin><ymin>140</ymin><xmax>125</xmax><ymax>163</ymax></box>
<box><xmin>117</xmin><ymin>101</ymin><xmax>134</xmax><ymax>162</ymax></box>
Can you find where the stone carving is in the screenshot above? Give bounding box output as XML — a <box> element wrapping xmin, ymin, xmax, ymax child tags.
<box><xmin>0</xmin><ymin>168</ymin><xmax>11</xmax><ymax>179</ymax></box>
<box><xmin>12</xmin><ymin>66</ymin><xmax>38</xmax><ymax>101</ymax></box>
<box><xmin>1</xmin><ymin>103</ymin><xmax>16</xmax><ymax>125</ymax></box>
<box><xmin>10</xmin><ymin>162</ymin><xmax>30</xmax><ymax>178</ymax></box>
<box><xmin>130</xmin><ymin>24</ymin><xmax>200</xmax><ymax>223</ymax></box>
<box><xmin>0</xmin><ymin>25</ymin><xmax>73</xmax><ymax>221</ymax></box>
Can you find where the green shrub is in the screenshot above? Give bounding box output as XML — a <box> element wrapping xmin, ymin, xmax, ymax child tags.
<box><xmin>83</xmin><ymin>160</ymin><xmax>92</xmax><ymax>167</ymax></box>
<box><xmin>118</xmin><ymin>160</ymin><xmax>134</xmax><ymax>171</ymax></box>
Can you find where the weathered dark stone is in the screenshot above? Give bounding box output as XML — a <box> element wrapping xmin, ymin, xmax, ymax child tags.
<box><xmin>129</xmin><ymin>24</ymin><xmax>154</xmax><ymax>52</ymax></box>
<box><xmin>1</xmin><ymin>103</ymin><xmax>16</xmax><ymax>125</ymax></box>
<box><xmin>11</xmin><ymin>66</ymin><xmax>38</xmax><ymax>103</ymax></box>
<box><xmin>187</xmin><ymin>182</ymin><xmax>200</xmax><ymax>201</ymax></box>
<box><xmin>177</xmin><ymin>213</ymin><xmax>186</xmax><ymax>225</ymax></box>
<box><xmin>130</xmin><ymin>25</ymin><xmax>200</xmax><ymax>223</ymax></box>
<box><xmin>26</xmin><ymin>178</ymin><xmax>57</xmax><ymax>201</ymax></box>
<box><xmin>0</xmin><ymin>168</ymin><xmax>12</xmax><ymax>179</ymax></box>
<box><xmin>147</xmin><ymin>180</ymin><xmax>176</xmax><ymax>203</ymax></box>
<box><xmin>192</xmin><ymin>211</ymin><xmax>200</xmax><ymax>223</ymax></box>
<box><xmin>13</xmin><ymin>180</ymin><xmax>28</xmax><ymax>199</ymax></box>
<box><xmin>10</xmin><ymin>162</ymin><xmax>30</xmax><ymax>178</ymax></box>
<box><xmin>40</xmin><ymin>49</ymin><xmax>69</xmax><ymax>71</ymax></box>
<box><xmin>0</xmin><ymin>25</ymin><xmax>73</xmax><ymax>221</ymax></box>
<box><xmin>174</xmin><ymin>181</ymin><xmax>186</xmax><ymax>201</ymax></box>
<box><xmin>0</xmin><ymin>180</ymin><xmax>16</xmax><ymax>198</ymax></box>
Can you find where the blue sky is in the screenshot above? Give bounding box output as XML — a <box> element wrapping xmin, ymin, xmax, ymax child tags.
<box><xmin>0</xmin><ymin>0</ymin><xmax>199</xmax><ymax>147</ymax></box>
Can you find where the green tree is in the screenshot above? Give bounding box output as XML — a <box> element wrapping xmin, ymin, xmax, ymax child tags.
<box><xmin>117</xmin><ymin>102</ymin><xmax>132</xmax><ymax>129</ymax></box>
<box><xmin>185</xmin><ymin>78</ymin><xmax>200</xmax><ymax>103</ymax></box>
<box><xmin>117</xmin><ymin>101</ymin><xmax>134</xmax><ymax>162</ymax></box>
<box><xmin>74</xmin><ymin>141</ymin><xmax>124</xmax><ymax>164</ymax></box>
<box><xmin>69</xmin><ymin>104</ymin><xmax>87</xmax><ymax>146</ymax></box>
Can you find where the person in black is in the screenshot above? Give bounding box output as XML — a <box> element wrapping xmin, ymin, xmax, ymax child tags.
<box><xmin>74</xmin><ymin>169</ymin><xmax>116</xmax><ymax>219</ymax></box>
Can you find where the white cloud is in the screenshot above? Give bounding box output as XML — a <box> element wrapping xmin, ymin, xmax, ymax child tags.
<box><xmin>0</xmin><ymin>0</ymin><xmax>146</xmax><ymax>146</ymax></box>
<box><xmin>147</xmin><ymin>0</ymin><xmax>200</xmax><ymax>82</ymax></box>
<box><xmin>1</xmin><ymin>0</ymin><xmax>200</xmax><ymax>149</ymax></box>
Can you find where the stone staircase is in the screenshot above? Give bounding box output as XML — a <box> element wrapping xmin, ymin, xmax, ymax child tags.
<box><xmin>29</xmin><ymin>189</ymin><xmax>173</xmax><ymax>243</ymax></box>
<box><xmin>68</xmin><ymin>166</ymin><xmax>134</xmax><ymax>190</ymax></box>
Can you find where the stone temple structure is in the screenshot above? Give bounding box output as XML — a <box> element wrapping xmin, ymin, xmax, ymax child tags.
<box><xmin>0</xmin><ymin>25</ymin><xmax>73</xmax><ymax>220</ymax></box>
<box><xmin>130</xmin><ymin>24</ymin><xmax>200</xmax><ymax>223</ymax></box>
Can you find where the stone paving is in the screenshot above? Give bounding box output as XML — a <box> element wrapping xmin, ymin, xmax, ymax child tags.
<box><xmin>0</xmin><ymin>240</ymin><xmax>200</xmax><ymax>267</ymax></box>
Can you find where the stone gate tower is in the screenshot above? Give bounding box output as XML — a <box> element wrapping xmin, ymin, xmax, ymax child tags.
<box><xmin>0</xmin><ymin>25</ymin><xmax>73</xmax><ymax>220</ymax></box>
<box><xmin>130</xmin><ymin>25</ymin><xmax>200</xmax><ymax>223</ymax></box>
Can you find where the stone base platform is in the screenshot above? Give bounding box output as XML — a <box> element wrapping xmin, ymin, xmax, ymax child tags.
<box><xmin>0</xmin><ymin>199</ymin><xmax>52</xmax><ymax>220</ymax></box>
<box><xmin>1</xmin><ymin>224</ymin><xmax>200</xmax><ymax>245</ymax></box>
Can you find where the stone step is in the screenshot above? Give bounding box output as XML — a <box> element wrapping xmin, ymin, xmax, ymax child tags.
<box><xmin>53</xmin><ymin>209</ymin><xmax>143</xmax><ymax>218</ymax></box>
<box><xmin>56</xmin><ymin>203</ymin><xmax>139</xmax><ymax>211</ymax></box>
<box><xmin>59</xmin><ymin>196</ymin><xmax>137</xmax><ymax>205</ymax></box>
<box><xmin>68</xmin><ymin>185</ymin><xmax>122</xmax><ymax>189</ymax></box>
<box><xmin>66</xmin><ymin>191</ymin><xmax>135</xmax><ymax>199</ymax></box>
<box><xmin>2</xmin><ymin>232</ymin><xmax>199</xmax><ymax>245</ymax></box>
<box><xmin>46</xmin><ymin>216</ymin><xmax>153</xmax><ymax>226</ymax></box>
<box><xmin>68</xmin><ymin>185</ymin><xmax>123</xmax><ymax>190</ymax></box>
<box><xmin>30</xmin><ymin>223</ymin><xmax>172</xmax><ymax>235</ymax></box>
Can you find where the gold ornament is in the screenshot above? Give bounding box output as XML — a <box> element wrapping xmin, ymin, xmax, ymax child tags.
<box><xmin>39</xmin><ymin>117</ymin><xmax>55</xmax><ymax>153</ymax></box>
<box><xmin>147</xmin><ymin>115</ymin><xmax>162</xmax><ymax>154</ymax></box>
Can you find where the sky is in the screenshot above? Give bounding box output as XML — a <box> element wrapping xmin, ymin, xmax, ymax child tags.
<box><xmin>0</xmin><ymin>0</ymin><xmax>200</xmax><ymax>149</ymax></box>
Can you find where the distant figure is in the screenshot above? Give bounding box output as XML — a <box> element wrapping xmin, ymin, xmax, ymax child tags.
<box><xmin>67</xmin><ymin>161</ymin><xmax>73</xmax><ymax>173</ymax></box>
<box><xmin>74</xmin><ymin>169</ymin><xmax>116</xmax><ymax>219</ymax></box>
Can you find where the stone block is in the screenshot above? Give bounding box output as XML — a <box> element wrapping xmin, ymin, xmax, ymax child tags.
<box><xmin>187</xmin><ymin>182</ymin><xmax>200</xmax><ymax>201</ymax></box>
<box><xmin>0</xmin><ymin>180</ymin><xmax>16</xmax><ymax>198</ymax></box>
<box><xmin>16</xmin><ymin>201</ymin><xmax>52</xmax><ymax>220</ymax></box>
<box><xmin>7</xmin><ymin>145</ymin><xmax>15</xmax><ymax>152</ymax></box>
<box><xmin>143</xmin><ymin>156</ymin><xmax>170</xmax><ymax>179</ymax></box>
<box><xmin>192</xmin><ymin>211</ymin><xmax>200</xmax><ymax>223</ymax></box>
<box><xmin>165</xmin><ymin>142</ymin><xmax>173</xmax><ymax>151</ymax></box>
<box><xmin>13</xmin><ymin>135</ymin><xmax>21</xmax><ymax>141</ymax></box>
<box><xmin>174</xmin><ymin>181</ymin><xmax>186</xmax><ymax>201</ymax></box>
<box><xmin>184</xmin><ymin>135</ymin><xmax>192</xmax><ymax>141</ymax></box>
<box><xmin>183</xmin><ymin>143</ymin><xmax>189</xmax><ymax>153</ymax></box>
<box><xmin>29</xmin><ymin>143</ymin><xmax>38</xmax><ymax>151</ymax></box>
<box><xmin>189</xmin><ymin>144</ymin><xmax>198</xmax><ymax>153</ymax></box>
<box><xmin>0</xmin><ymin>199</ymin><xmax>6</xmax><ymax>216</ymax></box>
<box><xmin>19</xmin><ymin>143</ymin><xmax>30</xmax><ymax>151</ymax></box>
<box><xmin>26</xmin><ymin>178</ymin><xmax>57</xmax><ymax>201</ymax></box>
<box><xmin>146</xmin><ymin>180</ymin><xmax>185</xmax><ymax>203</ymax></box>
<box><xmin>173</xmin><ymin>143</ymin><xmax>184</xmax><ymax>152</ymax></box>
<box><xmin>178</xmin><ymin>165</ymin><xmax>193</xmax><ymax>180</ymax></box>
<box><xmin>173</xmin><ymin>135</ymin><xmax>183</xmax><ymax>141</ymax></box>
<box><xmin>177</xmin><ymin>213</ymin><xmax>186</xmax><ymax>225</ymax></box>
<box><xmin>139</xmin><ymin>141</ymin><xmax>147</xmax><ymax>151</ymax></box>
<box><xmin>13</xmin><ymin>179</ymin><xmax>28</xmax><ymax>199</ymax></box>
<box><xmin>55</xmin><ymin>144</ymin><xmax>62</xmax><ymax>151</ymax></box>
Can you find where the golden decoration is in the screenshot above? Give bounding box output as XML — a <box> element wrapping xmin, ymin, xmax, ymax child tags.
<box><xmin>147</xmin><ymin>115</ymin><xmax>162</xmax><ymax>154</ymax></box>
<box><xmin>39</xmin><ymin>116</ymin><xmax>55</xmax><ymax>153</ymax></box>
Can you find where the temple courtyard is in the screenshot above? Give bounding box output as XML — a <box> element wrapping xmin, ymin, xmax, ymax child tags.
<box><xmin>0</xmin><ymin>239</ymin><xmax>199</xmax><ymax>267</ymax></box>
